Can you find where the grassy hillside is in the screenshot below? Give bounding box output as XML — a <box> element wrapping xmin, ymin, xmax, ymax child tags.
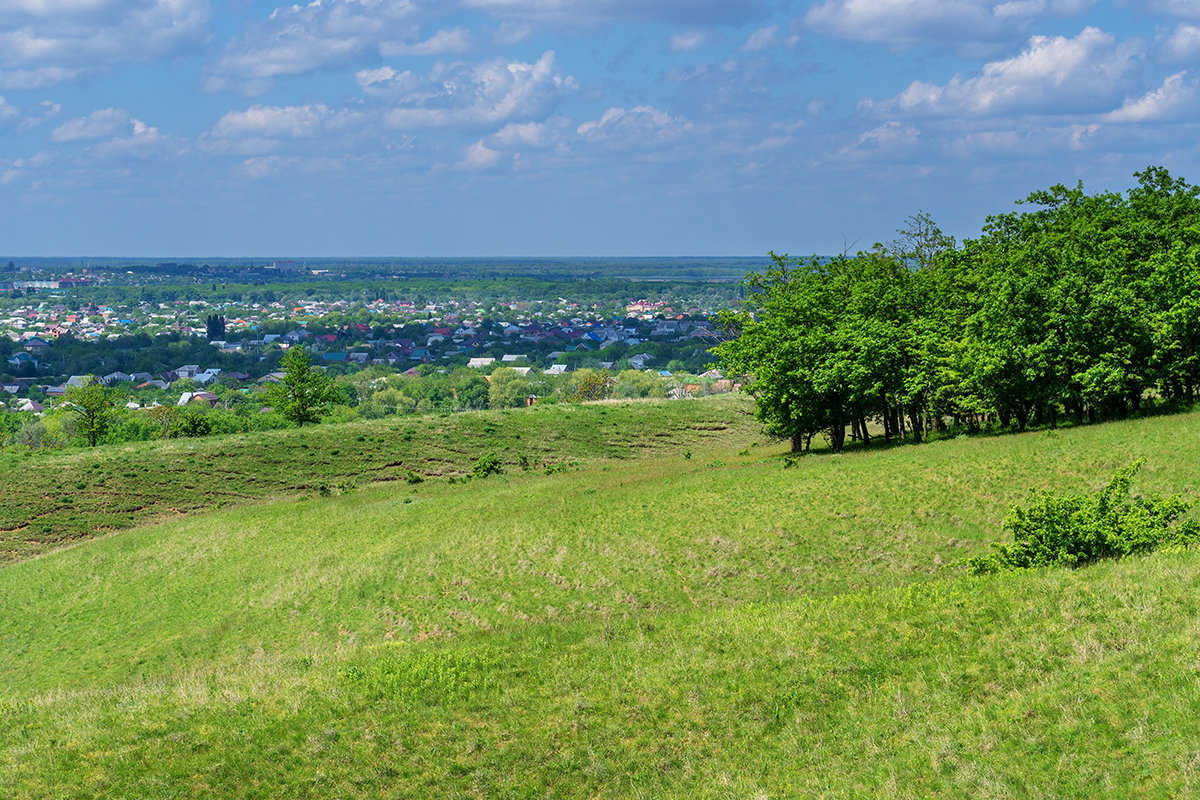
<box><xmin>0</xmin><ymin>396</ymin><xmax>758</xmax><ymax>562</ymax></box>
<box><xmin>2</xmin><ymin>400</ymin><xmax>1199</xmax><ymax>797</ymax></box>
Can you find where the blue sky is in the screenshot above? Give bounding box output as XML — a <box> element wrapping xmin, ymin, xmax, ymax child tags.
<box><xmin>1</xmin><ymin>0</ymin><xmax>1198</xmax><ymax>257</ymax></box>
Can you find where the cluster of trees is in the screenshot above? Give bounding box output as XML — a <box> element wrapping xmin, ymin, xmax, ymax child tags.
<box><xmin>715</xmin><ymin>167</ymin><xmax>1200</xmax><ymax>452</ymax></box>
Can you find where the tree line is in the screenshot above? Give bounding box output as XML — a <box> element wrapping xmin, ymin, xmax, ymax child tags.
<box><xmin>714</xmin><ymin>167</ymin><xmax>1200</xmax><ymax>452</ymax></box>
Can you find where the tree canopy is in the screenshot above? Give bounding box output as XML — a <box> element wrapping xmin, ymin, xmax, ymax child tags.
<box><xmin>266</xmin><ymin>346</ymin><xmax>340</xmax><ymax>427</ymax></box>
<box><xmin>714</xmin><ymin>167</ymin><xmax>1200</xmax><ymax>451</ymax></box>
<box><xmin>62</xmin><ymin>376</ymin><xmax>119</xmax><ymax>447</ymax></box>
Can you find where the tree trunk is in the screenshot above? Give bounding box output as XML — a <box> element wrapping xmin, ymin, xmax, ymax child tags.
<box><xmin>907</xmin><ymin>405</ymin><xmax>921</xmax><ymax>444</ymax></box>
<box><xmin>858</xmin><ymin>414</ymin><xmax>870</xmax><ymax>447</ymax></box>
<box><xmin>880</xmin><ymin>393</ymin><xmax>892</xmax><ymax>442</ymax></box>
<box><xmin>790</xmin><ymin>432</ymin><xmax>804</xmax><ymax>453</ymax></box>
<box><xmin>830</xmin><ymin>408</ymin><xmax>846</xmax><ymax>453</ymax></box>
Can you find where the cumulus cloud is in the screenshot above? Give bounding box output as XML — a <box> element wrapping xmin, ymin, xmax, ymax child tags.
<box><xmin>48</xmin><ymin>107</ymin><xmax>179</xmax><ymax>162</ymax></box>
<box><xmin>805</xmin><ymin>0</ymin><xmax>1095</xmax><ymax>46</ymax></box>
<box><xmin>862</xmin><ymin>27</ymin><xmax>1141</xmax><ymax>117</ymax></box>
<box><xmin>204</xmin><ymin>0</ymin><xmax>420</xmax><ymax>93</ymax></box>
<box><xmin>381</xmin><ymin>51</ymin><xmax>577</xmax><ymax>129</ymax></box>
<box><xmin>457</xmin><ymin>139</ymin><xmax>501</xmax><ymax>169</ymax></box>
<box><xmin>1105</xmin><ymin>71</ymin><xmax>1198</xmax><ymax>122</ymax></box>
<box><xmin>575</xmin><ymin>105</ymin><xmax>691</xmax><ymax>148</ymax></box>
<box><xmin>52</xmin><ymin>107</ymin><xmax>145</xmax><ymax>141</ymax></box>
<box><xmin>1158</xmin><ymin>23</ymin><xmax>1200</xmax><ymax>61</ymax></box>
<box><xmin>0</xmin><ymin>0</ymin><xmax>209</xmax><ymax>86</ymax></box>
<box><xmin>211</xmin><ymin>103</ymin><xmax>361</xmax><ymax>139</ymax></box>
<box><xmin>489</xmin><ymin>120</ymin><xmax>558</xmax><ymax>148</ymax></box>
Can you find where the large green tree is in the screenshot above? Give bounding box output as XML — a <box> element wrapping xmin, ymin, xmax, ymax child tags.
<box><xmin>266</xmin><ymin>347</ymin><xmax>340</xmax><ymax>427</ymax></box>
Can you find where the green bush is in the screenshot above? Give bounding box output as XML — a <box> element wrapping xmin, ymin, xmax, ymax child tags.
<box><xmin>470</xmin><ymin>452</ymin><xmax>504</xmax><ymax>479</ymax></box>
<box><xmin>968</xmin><ymin>459</ymin><xmax>1200</xmax><ymax>574</ymax></box>
<box><xmin>170</xmin><ymin>410</ymin><xmax>213</xmax><ymax>438</ymax></box>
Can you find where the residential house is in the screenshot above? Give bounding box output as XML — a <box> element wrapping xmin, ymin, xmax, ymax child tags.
<box><xmin>629</xmin><ymin>353</ymin><xmax>654</xmax><ymax>370</ymax></box>
<box><xmin>177</xmin><ymin>391</ymin><xmax>219</xmax><ymax>408</ymax></box>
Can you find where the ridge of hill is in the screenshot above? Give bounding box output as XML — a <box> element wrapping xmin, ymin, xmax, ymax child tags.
<box><xmin>0</xmin><ymin>396</ymin><xmax>758</xmax><ymax>563</ymax></box>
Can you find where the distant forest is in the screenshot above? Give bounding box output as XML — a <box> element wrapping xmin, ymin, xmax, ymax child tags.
<box><xmin>716</xmin><ymin>167</ymin><xmax>1200</xmax><ymax>451</ymax></box>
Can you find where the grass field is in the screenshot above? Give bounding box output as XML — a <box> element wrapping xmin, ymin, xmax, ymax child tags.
<box><xmin>0</xmin><ymin>396</ymin><xmax>759</xmax><ymax>562</ymax></box>
<box><xmin>1</xmin><ymin>398</ymin><xmax>1198</xmax><ymax>797</ymax></box>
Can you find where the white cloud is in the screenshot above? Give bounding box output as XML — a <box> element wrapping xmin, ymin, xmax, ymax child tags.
<box><xmin>805</xmin><ymin>0</ymin><xmax>1095</xmax><ymax>46</ymax></box>
<box><xmin>381</xmin><ymin>26</ymin><xmax>473</xmax><ymax>57</ymax></box>
<box><xmin>576</xmin><ymin>105</ymin><xmax>691</xmax><ymax>148</ymax></box>
<box><xmin>383</xmin><ymin>51</ymin><xmax>577</xmax><ymax>129</ymax></box>
<box><xmin>457</xmin><ymin>139</ymin><xmax>501</xmax><ymax>169</ymax></box>
<box><xmin>669</xmin><ymin>30</ymin><xmax>705</xmax><ymax>52</ymax></box>
<box><xmin>0</xmin><ymin>96</ymin><xmax>19</xmax><ymax>123</ymax></box>
<box><xmin>204</xmin><ymin>0</ymin><xmax>420</xmax><ymax>93</ymax></box>
<box><xmin>17</xmin><ymin>100</ymin><xmax>61</xmax><ymax>131</ymax></box>
<box><xmin>47</xmin><ymin>107</ymin><xmax>180</xmax><ymax>162</ymax></box>
<box><xmin>0</xmin><ymin>0</ymin><xmax>209</xmax><ymax>86</ymax></box>
<box><xmin>1146</xmin><ymin>0</ymin><xmax>1200</xmax><ymax>19</ymax></box>
<box><xmin>862</xmin><ymin>27</ymin><xmax>1141</xmax><ymax>117</ymax></box>
<box><xmin>839</xmin><ymin>120</ymin><xmax>920</xmax><ymax>156</ymax></box>
<box><xmin>1105</xmin><ymin>71</ymin><xmax>1198</xmax><ymax>122</ymax></box>
<box><xmin>52</xmin><ymin>107</ymin><xmax>142</xmax><ymax>141</ymax></box>
<box><xmin>490</xmin><ymin>120</ymin><xmax>556</xmax><ymax>147</ymax></box>
<box><xmin>0</xmin><ymin>67</ymin><xmax>87</xmax><ymax>90</ymax></box>
<box><xmin>211</xmin><ymin>103</ymin><xmax>361</xmax><ymax>139</ymax></box>
<box><xmin>741</xmin><ymin>25</ymin><xmax>779</xmax><ymax>51</ymax></box>
<box><xmin>1158</xmin><ymin>23</ymin><xmax>1200</xmax><ymax>60</ymax></box>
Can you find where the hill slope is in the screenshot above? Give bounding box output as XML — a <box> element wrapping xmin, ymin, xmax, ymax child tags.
<box><xmin>0</xmin><ymin>396</ymin><xmax>758</xmax><ymax>562</ymax></box>
<box><xmin>2</xmin><ymin>401</ymin><xmax>1199</xmax><ymax>797</ymax></box>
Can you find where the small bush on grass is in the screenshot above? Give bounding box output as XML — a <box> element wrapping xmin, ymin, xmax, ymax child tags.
<box><xmin>470</xmin><ymin>453</ymin><xmax>503</xmax><ymax>479</ymax></box>
<box><xmin>968</xmin><ymin>459</ymin><xmax>1200</xmax><ymax>574</ymax></box>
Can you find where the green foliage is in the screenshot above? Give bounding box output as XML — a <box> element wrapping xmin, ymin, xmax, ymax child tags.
<box><xmin>566</xmin><ymin>369</ymin><xmax>615</xmax><ymax>403</ymax></box>
<box><xmin>470</xmin><ymin>452</ymin><xmax>504</xmax><ymax>479</ymax></box>
<box><xmin>716</xmin><ymin>167</ymin><xmax>1200</xmax><ymax>449</ymax></box>
<box><xmin>968</xmin><ymin>459</ymin><xmax>1200</xmax><ymax>574</ymax></box>
<box><xmin>487</xmin><ymin>367</ymin><xmax>530</xmax><ymax>410</ymax></box>
<box><xmin>170</xmin><ymin>410</ymin><xmax>213</xmax><ymax>438</ymax></box>
<box><xmin>266</xmin><ymin>346</ymin><xmax>341</xmax><ymax>427</ymax></box>
<box><xmin>62</xmin><ymin>375</ymin><xmax>120</xmax><ymax>447</ymax></box>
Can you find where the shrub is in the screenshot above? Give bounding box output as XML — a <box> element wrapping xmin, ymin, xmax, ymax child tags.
<box><xmin>170</xmin><ymin>410</ymin><xmax>212</xmax><ymax>438</ymax></box>
<box><xmin>968</xmin><ymin>459</ymin><xmax>1200</xmax><ymax>574</ymax></box>
<box><xmin>470</xmin><ymin>453</ymin><xmax>504</xmax><ymax>479</ymax></box>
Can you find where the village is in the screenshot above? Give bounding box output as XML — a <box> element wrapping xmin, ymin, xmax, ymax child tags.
<box><xmin>0</xmin><ymin>284</ymin><xmax>738</xmax><ymax>430</ymax></box>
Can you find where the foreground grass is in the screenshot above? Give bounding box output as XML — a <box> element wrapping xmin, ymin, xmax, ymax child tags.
<box><xmin>2</xmin><ymin>549</ymin><xmax>1199</xmax><ymax>798</ymax></box>
<box><xmin>0</xmin><ymin>396</ymin><xmax>758</xmax><ymax>562</ymax></box>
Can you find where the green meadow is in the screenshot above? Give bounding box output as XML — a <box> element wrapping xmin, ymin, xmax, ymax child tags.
<box><xmin>1</xmin><ymin>397</ymin><xmax>1199</xmax><ymax>797</ymax></box>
